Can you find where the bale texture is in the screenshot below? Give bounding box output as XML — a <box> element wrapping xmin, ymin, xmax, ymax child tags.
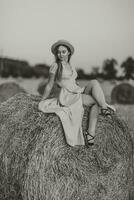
<box><xmin>115</xmin><ymin>104</ymin><xmax>134</xmax><ymax>200</ymax></box>
<box><xmin>0</xmin><ymin>82</ymin><xmax>25</xmax><ymax>103</ymax></box>
<box><xmin>0</xmin><ymin>93</ymin><xmax>133</xmax><ymax>200</ymax></box>
<box><xmin>116</xmin><ymin>104</ymin><xmax>134</xmax><ymax>142</ymax></box>
<box><xmin>111</xmin><ymin>83</ymin><xmax>134</xmax><ymax>104</ymax></box>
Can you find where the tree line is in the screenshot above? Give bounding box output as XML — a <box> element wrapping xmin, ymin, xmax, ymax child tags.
<box><xmin>0</xmin><ymin>56</ymin><xmax>134</xmax><ymax>80</ymax></box>
<box><xmin>0</xmin><ymin>57</ymin><xmax>49</xmax><ymax>78</ymax></box>
<box><xmin>77</xmin><ymin>56</ymin><xmax>134</xmax><ymax>80</ymax></box>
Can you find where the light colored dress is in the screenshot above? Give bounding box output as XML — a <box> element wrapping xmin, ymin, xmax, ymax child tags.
<box><xmin>38</xmin><ymin>62</ymin><xmax>85</xmax><ymax>146</ymax></box>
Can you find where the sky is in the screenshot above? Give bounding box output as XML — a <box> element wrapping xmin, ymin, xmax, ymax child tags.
<box><xmin>0</xmin><ymin>0</ymin><xmax>134</xmax><ymax>72</ymax></box>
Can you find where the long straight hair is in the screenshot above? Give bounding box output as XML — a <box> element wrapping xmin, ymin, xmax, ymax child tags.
<box><xmin>54</xmin><ymin>45</ymin><xmax>72</xmax><ymax>81</ymax></box>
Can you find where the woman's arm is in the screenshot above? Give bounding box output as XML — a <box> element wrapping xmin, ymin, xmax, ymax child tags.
<box><xmin>42</xmin><ymin>73</ymin><xmax>55</xmax><ymax>100</ymax></box>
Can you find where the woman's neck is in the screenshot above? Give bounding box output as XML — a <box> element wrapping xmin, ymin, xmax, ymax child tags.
<box><xmin>61</xmin><ymin>60</ymin><xmax>69</xmax><ymax>65</ymax></box>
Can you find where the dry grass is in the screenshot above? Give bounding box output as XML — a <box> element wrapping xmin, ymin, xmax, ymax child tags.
<box><xmin>0</xmin><ymin>82</ymin><xmax>25</xmax><ymax>103</ymax></box>
<box><xmin>0</xmin><ymin>93</ymin><xmax>133</xmax><ymax>200</ymax></box>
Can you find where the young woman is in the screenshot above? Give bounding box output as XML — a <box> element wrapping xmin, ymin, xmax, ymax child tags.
<box><xmin>38</xmin><ymin>40</ymin><xmax>115</xmax><ymax>146</ymax></box>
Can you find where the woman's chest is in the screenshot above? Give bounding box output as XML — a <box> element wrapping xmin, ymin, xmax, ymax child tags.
<box><xmin>62</xmin><ymin>64</ymin><xmax>73</xmax><ymax>78</ymax></box>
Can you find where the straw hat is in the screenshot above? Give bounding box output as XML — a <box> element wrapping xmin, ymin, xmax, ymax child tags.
<box><xmin>51</xmin><ymin>40</ymin><xmax>74</xmax><ymax>55</ymax></box>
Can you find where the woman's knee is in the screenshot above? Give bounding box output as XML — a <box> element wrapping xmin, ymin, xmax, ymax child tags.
<box><xmin>82</xmin><ymin>94</ymin><xmax>97</xmax><ymax>107</ymax></box>
<box><xmin>84</xmin><ymin>79</ymin><xmax>99</xmax><ymax>93</ymax></box>
<box><xmin>90</xmin><ymin>79</ymin><xmax>99</xmax><ymax>87</ymax></box>
<box><xmin>38</xmin><ymin>101</ymin><xmax>43</xmax><ymax>111</ymax></box>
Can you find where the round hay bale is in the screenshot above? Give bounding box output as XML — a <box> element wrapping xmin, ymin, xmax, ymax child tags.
<box><xmin>38</xmin><ymin>80</ymin><xmax>61</xmax><ymax>98</ymax></box>
<box><xmin>111</xmin><ymin>83</ymin><xmax>134</xmax><ymax>104</ymax></box>
<box><xmin>0</xmin><ymin>93</ymin><xmax>133</xmax><ymax>200</ymax></box>
<box><xmin>0</xmin><ymin>82</ymin><xmax>26</xmax><ymax>103</ymax></box>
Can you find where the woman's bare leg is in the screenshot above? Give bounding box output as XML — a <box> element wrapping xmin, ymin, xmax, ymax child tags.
<box><xmin>83</xmin><ymin>79</ymin><xmax>116</xmax><ymax>126</ymax></box>
<box><xmin>84</xmin><ymin>80</ymin><xmax>107</xmax><ymax>109</ymax></box>
<box><xmin>84</xmin><ymin>79</ymin><xmax>116</xmax><ymax>113</ymax></box>
<box><xmin>82</xmin><ymin>94</ymin><xmax>99</xmax><ymax>144</ymax></box>
<box><xmin>87</xmin><ymin>103</ymin><xmax>99</xmax><ymax>137</ymax></box>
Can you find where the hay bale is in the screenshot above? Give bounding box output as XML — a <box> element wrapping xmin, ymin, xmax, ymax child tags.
<box><xmin>115</xmin><ymin>104</ymin><xmax>134</xmax><ymax>142</ymax></box>
<box><xmin>37</xmin><ymin>80</ymin><xmax>61</xmax><ymax>98</ymax></box>
<box><xmin>0</xmin><ymin>93</ymin><xmax>133</xmax><ymax>200</ymax></box>
<box><xmin>111</xmin><ymin>83</ymin><xmax>134</xmax><ymax>104</ymax></box>
<box><xmin>0</xmin><ymin>82</ymin><xmax>26</xmax><ymax>103</ymax></box>
<box><xmin>115</xmin><ymin>104</ymin><xmax>134</xmax><ymax>200</ymax></box>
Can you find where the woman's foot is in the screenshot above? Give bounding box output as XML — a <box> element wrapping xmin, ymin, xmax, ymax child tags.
<box><xmin>106</xmin><ymin>104</ymin><xmax>116</xmax><ymax>112</ymax></box>
<box><xmin>85</xmin><ymin>131</ymin><xmax>95</xmax><ymax>146</ymax></box>
<box><xmin>100</xmin><ymin>105</ymin><xmax>115</xmax><ymax>118</ymax></box>
<box><xmin>101</xmin><ymin>108</ymin><xmax>111</xmax><ymax>116</ymax></box>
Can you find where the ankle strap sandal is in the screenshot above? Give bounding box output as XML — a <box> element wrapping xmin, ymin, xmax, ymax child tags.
<box><xmin>100</xmin><ymin>107</ymin><xmax>114</xmax><ymax>118</ymax></box>
<box><xmin>85</xmin><ymin>131</ymin><xmax>95</xmax><ymax>146</ymax></box>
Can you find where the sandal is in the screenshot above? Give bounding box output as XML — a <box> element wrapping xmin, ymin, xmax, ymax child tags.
<box><xmin>85</xmin><ymin>131</ymin><xmax>95</xmax><ymax>146</ymax></box>
<box><xmin>100</xmin><ymin>107</ymin><xmax>114</xmax><ymax>118</ymax></box>
<box><xmin>106</xmin><ymin>104</ymin><xmax>116</xmax><ymax>112</ymax></box>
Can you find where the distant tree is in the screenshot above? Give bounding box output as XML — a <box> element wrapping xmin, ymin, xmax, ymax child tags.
<box><xmin>90</xmin><ymin>66</ymin><xmax>100</xmax><ymax>78</ymax></box>
<box><xmin>0</xmin><ymin>57</ymin><xmax>33</xmax><ymax>78</ymax></box>
<box><xmin>92</xmin><ymin>67</ymin><xmax>99</xmax><ymax>75</ymax></box>
<box><xmin>33</xmin><ymin>64</ymin><xmax>49</xmax><ymax>78</ymax></box>
<box><xmin>121</xmin><ymin>57</ymin><xmax>134</xmax><ymax>80</ymax></box>
<box><xmin>77</xmin><ymin>69</ymin><xmax>85</xmax><ymax>79</ymax></box>
<box><xmin>102</xmin><ymin>58</ymin><xmax>118</xmax><ymax>79</ymax></box>
<box><xmin>0</xmin><ymin>58</ymin><xmax>12</xmax><ymax>77</ymax></box>
<box><xmin>20</xmin><ymin>65</ymin><xmax>34</xmax><ymax>78</ymax></box>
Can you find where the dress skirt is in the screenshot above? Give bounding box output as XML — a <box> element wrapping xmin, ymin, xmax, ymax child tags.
<box><xmin>38</xmin><ymin>91</ymin><xmax>85</xmax><ymax>146</ymax></box>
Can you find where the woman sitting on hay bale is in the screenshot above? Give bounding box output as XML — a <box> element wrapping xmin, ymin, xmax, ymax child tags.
<box><xmin>38</xmin><ymin>40</ymin><xmax>115</xmax><ymax>146</ymax></box>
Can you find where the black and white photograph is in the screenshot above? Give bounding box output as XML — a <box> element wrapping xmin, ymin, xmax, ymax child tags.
<box><xmin>0</xmin><ymin>0</ymin><xmax>134</xmax><ymax>199</ymax></box>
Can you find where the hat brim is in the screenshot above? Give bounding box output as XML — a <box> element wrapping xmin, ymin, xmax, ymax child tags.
<box><xmin>51</xmin><ymin>40</ymin><xmax>74</xmax><ymax>55</ymax></box>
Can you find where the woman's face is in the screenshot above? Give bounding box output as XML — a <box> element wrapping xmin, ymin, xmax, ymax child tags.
<box><xmin>57</xmin><ymin>45</ymin><xmax>70</xmax><ymax>62</ymax></box>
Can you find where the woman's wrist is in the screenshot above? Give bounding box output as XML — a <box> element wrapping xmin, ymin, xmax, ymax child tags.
<box><xmin>41</xmin><ymin>96</ymin><xmax>47</xmax><ymax>100</ymax></box>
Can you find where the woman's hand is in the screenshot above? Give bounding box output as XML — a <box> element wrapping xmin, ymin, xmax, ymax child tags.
<box><xmin>42</xmin><ymin>73</ymin><xmax>55</xmax><ymax>100</ymax></box>
<box><xmin>41</xmin><ymin>96</ymin><xmax>47</xmax><ymax>101</ymax></box>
